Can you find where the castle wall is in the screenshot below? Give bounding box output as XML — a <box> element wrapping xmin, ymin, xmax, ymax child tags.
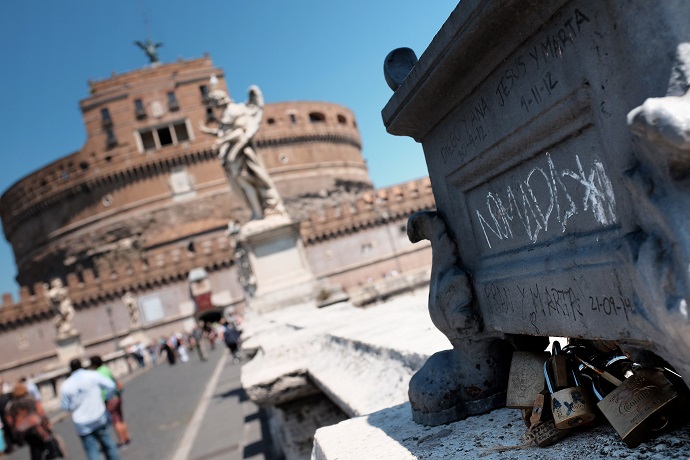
<box><xmin>0</xmin><ymin>55</ymin><xmax>434</xmax><ymax>382</ymax></box>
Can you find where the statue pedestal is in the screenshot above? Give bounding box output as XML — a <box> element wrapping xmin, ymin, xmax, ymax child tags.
<box><xmin>239</xmin><ymin>215</ymin><xmax>316</xmax><ymax>313</ymax></box>
<box><xmin>55</xmin><ymin>333</ymin><xmax>85</xmax><ymax>365</ymax></box>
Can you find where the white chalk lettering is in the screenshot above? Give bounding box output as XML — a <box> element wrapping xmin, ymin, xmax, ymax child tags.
<box><xmin>476</xmin><ymin>152</ymin><xmax>616</xmax><ymax>249</ymax></box>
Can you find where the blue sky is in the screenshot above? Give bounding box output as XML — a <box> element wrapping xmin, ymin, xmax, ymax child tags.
<box><xmin>0</xmin><ymin>1</ymin><xmax>458</xmax><ymax>297</ymax></box>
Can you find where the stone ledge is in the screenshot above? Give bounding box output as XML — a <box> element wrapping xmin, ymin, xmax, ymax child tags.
<box><xmin>313</xmin><ymin>403</ymin><xmax>690</xmax><ymax>460</ymax></box>
<box><xmin>241</xmin><ymin>289</ymin><xmax>448</xmax><ymax>416</ymax></box>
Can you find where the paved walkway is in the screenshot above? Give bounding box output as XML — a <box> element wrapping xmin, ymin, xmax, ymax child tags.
<box><xmin>6</xmin><ymin>346</ymin><xmax>274</xmax><ymax>460</ymax></box>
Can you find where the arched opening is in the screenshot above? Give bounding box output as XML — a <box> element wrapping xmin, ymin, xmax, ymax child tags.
<box><xmin>309</xmin><ymin>112</ymin><xmax>326</xmax><ymax>123</ymax></box>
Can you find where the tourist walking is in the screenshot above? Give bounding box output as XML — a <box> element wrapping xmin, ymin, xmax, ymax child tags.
<box><xmin>7</xmin><ymin>383</ymin><xmax>64</xmax><ymax>459</ymax></box>
<box><xmin>159</xmin><ymin>337</ymin><xmax>177</xmax><ymax>366</ymax></box>
<box><xmin>222</xmin><ymin>318</ymin><xmax>242</xmax><ymax>363</ymax></box>
<box><xmin>89</xmin><ymin>356</ymin><xmax>131</xmax><ymax>448</ymax></box>
<box><xmin>0</xmin><ymin>415</ymin><xmax>5</xmax><ymax>457</ymax></box>
<box><xmin>191</xmin><ymin>323</ymin><xmax>207</xmax><ymax>361</ymax></box>
<box><xmin>176</xmin><ymin>333</ymin><xmax>190</xmax><ymax>363</ymax></box>
<box><xmin>0</xmin><ymin>376</ymin><xmax>16</xmax><ymax>455</ymax></box>
<box><xmin>60</xmin><ymin>358</ymin><xmax>120</xmax><ymax>460</ymax></box>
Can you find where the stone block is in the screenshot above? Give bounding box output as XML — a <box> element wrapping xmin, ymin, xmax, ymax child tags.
<box><xmin>383</xmin><ymin>0</ymin><xmax>690</xmax><ymax>406</ymax></box>
<box><xmin>2</xmin><ymin>293</ymin><xmax>13</xmax><ymax>306</ymax></box>
<box><xmin>312</xmin><ymin>404</ymin><xmax>690</xmax><ymax>460</ymax></box>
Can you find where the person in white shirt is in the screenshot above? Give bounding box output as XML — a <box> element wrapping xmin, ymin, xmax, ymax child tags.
<box><xmin>60</xmin><ymin>359</ymin><xmax>120</xmax><ymax>460</ymax></box>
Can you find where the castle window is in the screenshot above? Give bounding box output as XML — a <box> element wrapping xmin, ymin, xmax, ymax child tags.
<box><xmin>289</xmin><ymin>113</ymin><xmax>297</xmax><ymax>124</ymax></box>
<box><xmin>167</xmin><ymin>92</ymin><xmax>179</xmax><ymax>111</ymax></box>
<box><xmin>267</xmin><ymin>118</ymin><xmax>276</xmax><ymax>125</ymax></box>
<box><xmin>137</xmin><ymin>119</ymin><xmax>192</xmax><ymax>152</ymax></box>
<box><xmin>134</xmin><ymin>99</ymin><xmax>146</xmax><ymax>119</ymax></box>
<box><xmin>106</xmin><ymin>129</ymin><xmax>117</xmax><ymax>147</ymax></box>
<box><xmin>199</xmin><ymin>85</ymin><xmax>209</xmax><ymax>102</ymax></box>
<box><xmin>205</xmin><ymin>106</ymin><xmax>215</xmax><ymax>122</ymax></box>
<box><xmin>140</xmin><ymin>130</ymin><xmax>156</xmax><ymax>151</ymax></box>
<box><xmin>174</xmin><ymin>123</ymin><xmax>190</xmax><ymax>142</ymax></box>
<box><xmin>101</xmin><ymin>108</ymin><xmax>112</xmax><ymax>127</ymax></box>
<box><xmin>309</xmin><ymin>112</ymin><xmax>326</xmax><ymax>123</ymax></box>
<box><xmin>157</xmin><ymin>126</ymin><xmax>173</xmax><ymax>146</ymax></box>
<box><xmin>337</xmin><ymin>114</ymin><xmax>347</xmax><ymax>124</ymax></box>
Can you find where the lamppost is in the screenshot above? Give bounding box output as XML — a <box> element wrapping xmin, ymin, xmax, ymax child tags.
<box><xmin>105</xmin><ymin>305</ymin><xmax>119</xmax><ymax>352</ymax></box>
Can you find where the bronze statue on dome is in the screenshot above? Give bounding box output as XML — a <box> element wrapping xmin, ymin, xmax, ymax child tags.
<box><xmin>135</xmin><ymin>39</ymin><xmax>163</xmax><ymax>64</ymax></box>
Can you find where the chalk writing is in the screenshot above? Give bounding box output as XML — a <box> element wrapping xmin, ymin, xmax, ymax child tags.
<box><xmin>475</xmin><ymin>152</ymin><xmax>616</xmax><ymax>249</ymax></box>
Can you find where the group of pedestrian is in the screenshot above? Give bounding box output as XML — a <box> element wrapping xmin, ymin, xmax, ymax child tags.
<box><xmin>0</xmin><ymin>315</ymin><xmax>243</xmax><ymax>459</ymax></box>
<box><xmin>155</xmin><ymin>319</ymin><xmax>237</xmax><ymax>366</ymax></box>
<box><xmin>60</xmin><ymin>353</ymin><xmax>135</xmax><ymax>459</ymax></box>
<box><xmin>157</xmin><ymin>332</ymin><xmax>191</xmax><ymax>366</ymax></box>
<box><xmin>0</xmin><ymin>375</ymin><xmax>64</xmax><ymax>459</ymax></box>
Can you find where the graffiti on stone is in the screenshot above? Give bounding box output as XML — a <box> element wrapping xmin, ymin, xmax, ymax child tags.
<box><xmin>474</xmin><ymin>152</ymin><xmax>617</xmax><ymax>249</ymax></box>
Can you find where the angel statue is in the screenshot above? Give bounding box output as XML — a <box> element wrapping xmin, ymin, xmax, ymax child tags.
<box><xmin>121</xmin><ymin>291</ymin><xmax>140</xmax><ymax>328</ymax></box>
<box><xmin>199</xmin><ymin>82</ymin><xmax>286</xmax><ymax>220</ymax></box>
<box><xmin>44</xmin><ymin>278</ymin><xmax>77</xmax><ymax>339</ymax></box>
<box><xmin>135</xmin><ymin>39</ymin><xmax>163</xmax><ymax>64</ymax></box>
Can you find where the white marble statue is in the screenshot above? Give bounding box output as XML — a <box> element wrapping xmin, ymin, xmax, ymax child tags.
<box><xmin>121</xmin><ymin>291</ymin><xmax>140</xmax><ymax>328</ymax></box>
<box><xmin>200</xmin><ymin>81</ymin><xmax>286</xmax><ymax>220</ymax></box>
<box><xmin>44</xmin><ymin>278</ymin><xmax>77</xmax><ymax>339</ymax></box>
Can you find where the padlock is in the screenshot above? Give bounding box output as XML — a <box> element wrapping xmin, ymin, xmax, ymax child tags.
<box><xmin>596</xmin><ymin>366</ymin><xmax>684</xmax><ymax>447</ymax></box>
<box><xmin>528</xmin><ymin>390</ymin><xmax>568</xmax><ymax>447</ymax></box>
<box><xmin>545</xmin><ymin>354</ymin><xmax>596</xmax><ymax>429</ymax></box>
<box><xmin>529</xmin><ymin>420</ymin><xmax>566</xmax><ymax>447</ymax></box>
<box><xmin>506</xmin><ymin>350</ymin><xmax>550</xmax><ymax>408</ymax></box>
<box><xmin>550</xmin><ymin>342</ymin><xmax>570</xmax><ymax>390</ymax></box>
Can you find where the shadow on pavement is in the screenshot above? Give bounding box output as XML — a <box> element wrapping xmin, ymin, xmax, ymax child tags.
<box><xmin>217</xmin><ymin>386</ymin><xmax>249</xmax><ymax>402</ymax></box>
<box><xmin>243</xmin><ymin>407</ymin><xmax>284</xmax><ymax>460</ymax></box>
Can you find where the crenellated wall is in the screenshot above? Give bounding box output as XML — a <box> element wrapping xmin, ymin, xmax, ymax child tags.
<box><xmin>0</xmin><ymin>54</ymin><xmax>433</xmax><ymax>383</ymax></box>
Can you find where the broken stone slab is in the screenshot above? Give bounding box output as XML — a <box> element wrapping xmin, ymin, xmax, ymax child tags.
<box><xmin>313</xmin><ymin>403</ymin><xmax>690</xmax><ymax>460</ymax></box>
<box><xmin>241</xmin><ymin>289</ymin><xmax>449</xmax><ymax>416</ymax></box>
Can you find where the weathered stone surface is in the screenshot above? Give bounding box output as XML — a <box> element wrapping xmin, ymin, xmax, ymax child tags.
<box><xmin>241</xmin><ymin>289</ymin><xmax>448</xmax><ymax>416</ymax></box>
<box><xmin>237</xmin><ymin>215</ymin><xmax>316</xmax><ymax>313</ymax></box>
<box><xmin>383</xmin><ymin>0</ymin><xmax>690</xmax><ymax>398</ymax></box>
<box><xmin>384</xmin><ymin>48</ymin><xmax>418</xmax><ymax>91</ymax></box>
<box><xmin>269</xmin><ymin>395</ymin><xmax>348</xmax><ymax>460</ymax></box>
<box><xmin>406</xmin><ymin>211</ymin><xmax>518</xmax><ymax>425</ymax></box>
<box><xmin>313</xmin><ymin>404</ymin><xmax>690</xmax><ymax>460</ymax></box>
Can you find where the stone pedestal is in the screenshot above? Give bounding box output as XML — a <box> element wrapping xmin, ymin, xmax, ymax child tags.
<box><xmin>55</xmin><ymin>333</ymin><xmax>85</xmax><ymax>364</ymax></box>
<box><xmin>240</xmin><ymin>215</ymin><xmax>316</xmax><ymax>313</ymax></box>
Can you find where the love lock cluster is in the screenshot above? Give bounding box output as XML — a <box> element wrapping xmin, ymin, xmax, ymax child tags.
<box><xmin>506</xmin><ymin>341</ymin><xmax>689</xmax><ymax>448</ymax></box>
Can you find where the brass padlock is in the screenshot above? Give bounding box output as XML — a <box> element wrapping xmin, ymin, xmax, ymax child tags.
<box><xmin>550</xmin><ymin>342</ymin><xmax>569</xmax><ymax>390</ymax></box>
<box><xmin>506</xmin><ymin>350</ymin><xmax>550</xmax><ymax>408</ymax></box>
<box><xmin>596</xmin><ymin>367</ymin><xmax>683</xmax><ymax>447</ymax></box>
<box><xmin>528</xmin><ymin>389</ymin><xmax>568</xmax><ymax>447</ymax></box>
<box><xmin>545</xmin><ymin>355</ymin><xmax>596</xmax><ymax>429</ymax></box>
<box><xmin>530</xmin><ymin>420</ymin><xmax>566</xmax><ymax>447</ymax></box>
